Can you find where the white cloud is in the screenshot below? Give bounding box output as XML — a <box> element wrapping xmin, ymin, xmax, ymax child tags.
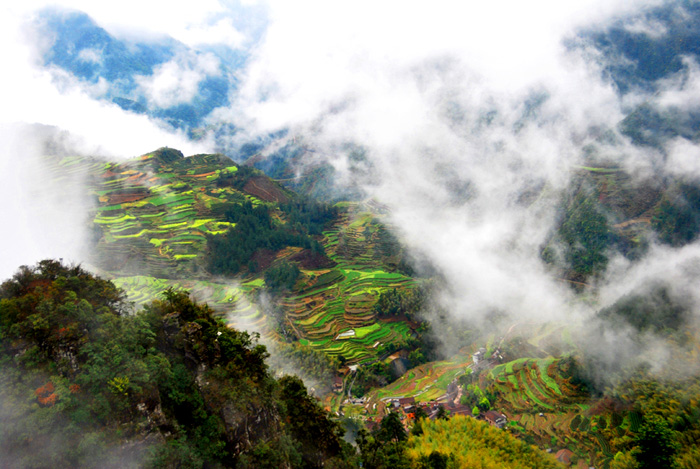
<box><xmin>12</xmin><ymin>0</ymin><xmax>264</xmax><ymax>49</ymax></box>
<box><xmin>137</xmin><ymin>51</ymin><xmax>221</xmax><ymax>108</ymax></box>
<box><xmin>178</xmin><ymin>17</ymin><xmax>247</xmax><ymax>48</ymax></box>
<box><xmin>656</xmin><ymin>57</ymin><xmax>700</xmax><ymax>109</ymax></box>
<box><xmin>0</xmin><ymin>124</ymin><xmax>91</xmax><ymax>281</ymax></box>
<box><xmin>77</xmin><ymin>47</ymin><xmax>102</xmax><ymax>63</ymax></box>
<box><xmin>624</xmin><ymin>17</ymin><xmax>669</xmax><ymax>38</ymax></box>
<box><xmin>0</xmin><ymin>4</ymin><xmax>209</xmax><ymax>158</ymax></box>
<box><xmin>665</xmin><ymin>137</ymin><xmax>700</xmax><ymax>178</ymax></box>
<box><xmin>233</xmin><ymin>0</ymin><xmax>660</xmax><ymax>133</ymax></box>
<box><xmin>226</xmin><ymin>0</ymin><xmax>697</xmax><ymax>339</ymax></box>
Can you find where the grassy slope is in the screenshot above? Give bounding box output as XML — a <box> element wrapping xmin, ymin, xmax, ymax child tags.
<box><xmin>406</xmin><ymin>415</ymin><xmax>563</xmax><ymax>468</ymax></box>
<box><xmin>341</xmin><ymin>323</ymin><xmax>646</xmax><ymax>468</ymax></box>
<box><xmin>51</xmin><ymin>151</ymin><xmax>419</xmax><ymax>366</ymax></box>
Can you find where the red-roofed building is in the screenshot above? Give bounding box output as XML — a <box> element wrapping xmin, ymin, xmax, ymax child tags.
<box><xmin>555</xmin><ymin>448</ymin><xmax>574</xmax><ymax>466</ymax></box>
<box><xmin>483</xmin><ymin>410</ymin><xmax>507</xmax><ymax>429</ymax></box>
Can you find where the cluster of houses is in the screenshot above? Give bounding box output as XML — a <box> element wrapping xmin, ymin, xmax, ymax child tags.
<box><xmin>333</xmin><ymin>344</ymin><xmax>588</xmax><ymax>467</ymax></box>
<box><xmin>472</xmin><ymin>346</ymin><xmax>504</xmax><ymax>369</ymax></box>
<box><xmin>366</xmin><ymin>394</ymin><xmax>509</xmax><ymax>431</ymax></box>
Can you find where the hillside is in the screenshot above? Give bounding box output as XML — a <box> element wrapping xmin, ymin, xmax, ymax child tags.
<box><xmin>342</xmin><ymin>320</ymin><xmax>700</xmax><ymax>469</ymax></box>
<box><xmin>542</xmin><ymin>164</ymin><xmax>700</xmax><ymax>284</ymax></box>
<box><xmin>37</xmin><ymin>148</ymin><xmax>700</xmax><ymax>469</ymax></box>
<box><xmin>40</xmin><ymin>148</ymin><xmax>424</xmax><ymax>377</ymax></box>
<box><xmin>0</xmin><ymin>260</ymin><xmax>351</xmax><ymax>468</ymax></box>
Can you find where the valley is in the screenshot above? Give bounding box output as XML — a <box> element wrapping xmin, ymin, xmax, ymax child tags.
<box><xmin>35</xmin><ymin>147</ymin><xmax>700</xmax><ymax>468</ymax></box>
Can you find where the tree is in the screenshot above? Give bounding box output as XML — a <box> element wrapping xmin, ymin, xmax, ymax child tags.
<box><xmin>264</xmin><ymin>261</ymin><xmax>300</xmax><ymax>292</ymax></box>
<box><xmin>558</xmin><ymin>193</ymin><xmax>612</xmax><ymax>279</ymax></box>
<box><xmin>357</xmin><ymin>428</ymin><xmax>385</xmax><ymax>469</ymax></box>
<box><xmin>478</xmin><ymin>396</ymin><xmax>491</xmax><ymax>412</ymax></box>
<box><xmin>426</xmin><ymin>451</ymin><xmax>449</xmax><ymax>469</ymax></box>
<box><xmin>279</xmin><ymin>375</ymin><xmax>345</xmax><ymax>467</ymax></box>
<box><xmin>634</xmin><ymin>414</ymin><xmax>679</xmax><ymax>469</ymax></box>
<box><xmin>379</xmin><ymin>412</ymin><xmax>407</xmax><ymax>445</ymax></box>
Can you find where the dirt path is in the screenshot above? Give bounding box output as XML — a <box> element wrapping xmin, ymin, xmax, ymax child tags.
<box><xmin>613</xmin><ymin>217</ymin><xmax>651</xmax><ymax>229</ymax></box>
<box><xmin>248</xmin><ymin>178</ymin><xmax>277</xmax><ymax>201</ymax></box>
<box><xmin>558</xmin><ymin>278</ymin><xmax>590</xmax><ymax>288</ymax></box>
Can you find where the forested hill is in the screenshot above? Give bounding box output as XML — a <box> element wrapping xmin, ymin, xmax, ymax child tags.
<box><xmin>25</xmin><ymin>147</ymin><xmax>700</xmax><ymax>469</ymax></box>
<box><xmin>53</xmin><ymin>147</ymin><xmax>424</xmax><ymax>372</ymax></box>
<box><xmin>0</xmin><ymin>260</ymin><xmax>351</xmax><ymax>468</ymax></box>
<box><xmin>0</xmin><ymin>260</ymin><xmax>571</xmax><ymax>469</ymax></box>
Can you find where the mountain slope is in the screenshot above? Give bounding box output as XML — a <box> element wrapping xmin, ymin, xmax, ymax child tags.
<box><xmin>0</xmin><ymin>260</ymin><xmax>350</xmax><ymax>468</ymax></box>
<box><xmin>33</xmin><ymin>8</ymin><xmax>243</xmax><ymax>131</ymax></box>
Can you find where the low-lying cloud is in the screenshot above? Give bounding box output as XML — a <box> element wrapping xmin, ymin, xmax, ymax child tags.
<box><xmin>137</xmin><ymin>51</ymin><xmax>222</xmax><ymax>108</ymax></box>
<box><xmin>229</xmin><ymin>1</ymin><xmax>630</xmax><ymax>325</ymax></box>
<box><xmin>4</xmin><ymin>0</ymin><xmax>700</xmax><ymax>382</ymax></box>
<box><xmin>226</xmin><ymin>0</ymin><xmax>700</xmax><ymax>376</ymax></box>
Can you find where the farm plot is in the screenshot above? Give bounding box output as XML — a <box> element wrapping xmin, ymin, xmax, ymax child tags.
<box><xmin>284</xmin><ymin>265</ymin><xmax>416</xmax><ymax>364</ymax></box>
<box><xmin>112</xmin><ymin>275</ymin><xmax>266</xmax><ymax>328</ymax></box>
<box><xmin>367</xmin><ymin>354</ymin><xmax>470</xmax><ymax>403</ymax></box>
<box><xmin>488</xmin><ymin>358</ymin><xmax>577</xmax><ymax>413</ymax></box>
<box><xmin>85</xmin><ymin>152</ymin><xmax>254</xmax><ymax>275</ymax></box>
<box><xmin>486</xmin><ymin>356</ymin><xmax>631</xmax><ymax>465</ymax></box>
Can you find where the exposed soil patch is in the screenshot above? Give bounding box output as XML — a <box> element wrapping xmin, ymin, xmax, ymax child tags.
<box><xmin>243</xmin><ymin>176</ymin><xmax>290</xmax><ymax>203</ymax></box>
<box><xmin>290</xmin><ymin>249</ymin><xmax>336</xmax><ymax>269</ymax></box>
<box><xmin>107</xmin><ymin>192</ymin><xmax>149</xmax><ymax>204</ymax></box>
<box><xmin>250</xmin><ymin>248</ymin><xmax>278</xmax><ymax>272</ymax></box>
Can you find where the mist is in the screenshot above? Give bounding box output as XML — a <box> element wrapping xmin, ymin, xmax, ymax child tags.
<box><xmin>224</xmin><ymin>0</ymin><xmax>700</xmax><ymax>379</ymax></box>
<box><xmin>0</xmin><ymin>3</ymin><xmax>213</xmax><ymax>281</ymax></box>
<box><xmin>4</xmin><ymin>0</ymin><xmax>700</xmax><ymax>383</ymax></box>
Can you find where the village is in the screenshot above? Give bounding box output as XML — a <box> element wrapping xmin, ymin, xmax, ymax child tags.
<box><xmin>331</xmin><ymin>346</ymin><xmax>508</xmax><ymax>431</ymax></box>
<box><xmin>329</xmin><ymin>343</ymin><xmax>581</xmax><ymax>467</ymax></box>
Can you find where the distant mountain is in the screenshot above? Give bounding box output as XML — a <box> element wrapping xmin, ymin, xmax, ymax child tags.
<box><xmin>34</xmin><ymin>8</ymin><xmax>244</xmax><ymax>131</ymax></box>
<box><xmin>572</xmin><ymin>0</ymin><xmax>700</xmax><ymax>146</ymax></box>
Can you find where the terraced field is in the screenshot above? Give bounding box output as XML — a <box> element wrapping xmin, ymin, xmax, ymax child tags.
<box><xmin>44</xmin><ymin>150</ymin><xmax>285</xmax><ymax>335</ymax></box>
<box><xmin>89</xmin><ymin>151</ymin><xmax>257</xmax><ymax>276</ymax></box>
<box><xmin>488</xmin><ymin>358</ymin><xmax>568</xmax><ymax>411</ymax></box>
<box><xmin>339</xmin><ymin>353</ymin><xmax>472</xmax><ymax>416</ymax></box>
<box><xmin>487</xmin><ymin>357</ymin><xmax>632</xmax><ymax>467</ymax></box>
<box><xmin>284</xmin><ymin>203</ymin><xmax>418</xmax><ymax>364</ymax></box>
<box><xmin>338</xmin><ymin>348</ymin><xmax>639</xmax><ymax>468</ymax></box>
<box><xmin>288</xmin><ymin>267</ymin><xmax>416</xmax><ymax>364</ymax></box>
<box><xmin>49</xmin><ymin>151</ymin><xmax>421</xmax><ymax>367</ymax></box>
<box><xmin>111</xmin><ymin>275</ymin><xmax>266</xmax><ymax>330</ymax></box>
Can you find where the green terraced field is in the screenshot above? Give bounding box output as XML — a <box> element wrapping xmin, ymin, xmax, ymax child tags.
<box><xmin>476</xmin><ymin>354</ymin><xmax>626</xmax><ymax>466</ymax></box>
<box><xmin>78</xmin><ymin>151</ymin><xmax>269</xmax><ymax>277</ymax></box>
<box><xmin>489</xmin><ymin>358</ymin><xmax>569</xmax><ymax>410</ymax></box>
<box><xmin>282</xmin><ymin>206</ymin><xmax>419</xmax><ymax>364</ymax></box>
<box><xmin>48</xmin><ymin>152</ymin><xmax>422</xmax><ymax>369</ymax></box>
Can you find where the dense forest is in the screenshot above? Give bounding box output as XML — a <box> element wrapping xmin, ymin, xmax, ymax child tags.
<box><xmin>0</xmin><ymin>260</ymin><xmax>588</xmax><ymax>469</ymax></box>
<box><xmin>207</xmin><ymin>199</ymin><xmax>335</xmax><ymax>276</ymax></box>
<box><xmin>0</xmin><ymin>260</ymin><xmax>352</xmax><ymax>468</ymax></box>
